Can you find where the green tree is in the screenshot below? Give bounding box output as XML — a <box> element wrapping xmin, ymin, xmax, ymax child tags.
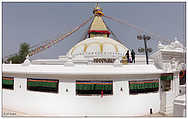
<box><xmin>7</xmin><ymin>43</ymin><xmax>30</xmax><ymax>64</ymax></box>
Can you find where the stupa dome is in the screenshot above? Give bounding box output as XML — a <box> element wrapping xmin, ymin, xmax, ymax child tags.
<box><xmin>67</xmin><ymin>37</ymin><xmax>129</xmax><ymax>56</ymax></box>
<box><xmin>67</xmin><ymin>4</ymin><xmax>129</xmax><ymax>57</ymax></box>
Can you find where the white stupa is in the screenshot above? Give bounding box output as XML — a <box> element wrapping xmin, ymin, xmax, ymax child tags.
<box><xmin>2</xmin><ymin>4</ymin><xmax>186</xmax><ymax>117</ymax></box>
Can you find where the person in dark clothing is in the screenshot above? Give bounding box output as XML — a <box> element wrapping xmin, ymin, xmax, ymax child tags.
<box><xmin>126</xmin><ymin>50</ymin><xmax>130</xmax><ymax>63</ymax></box>
<box><xmin>131</xmin><ymin>49</ymin><xmax>135</xmax><ymax>63</ymax></box>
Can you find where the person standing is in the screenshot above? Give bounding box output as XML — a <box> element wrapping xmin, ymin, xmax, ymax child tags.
<box><xmin>131</xmin><ymin>49</ymin><xmax>135</xmax><ymax>63</ymax></box>
<box><xmin>126</xmin><ymin>50</ymin><xmax>130</xmax><ymax>63</ymax></box>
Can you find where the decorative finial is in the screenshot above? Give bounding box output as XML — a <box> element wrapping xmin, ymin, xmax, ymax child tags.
<box><xmin>93</xmin><ymin>3</ymin><xmax>104</xmax><ymax>16</ymax></box>
<box><xmin>96</xmin><ymin>2</ymin><xmax>99</xmax><ymax>8</ymax></box>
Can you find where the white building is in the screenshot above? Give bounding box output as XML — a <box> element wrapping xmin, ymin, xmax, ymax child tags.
<box><xmin>2</xmin><ymin>4</ymin><xmax>186</xmax><ymax>117</ymax></box>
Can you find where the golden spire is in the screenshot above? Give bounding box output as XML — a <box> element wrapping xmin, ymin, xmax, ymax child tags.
<box><xmin>89</xmin><ymin>3</ymin><xmax>110</xmax><ymax>38</ymax></box>
<box><xmin>95</xmin><ymin>3</ymin><xmax>100</xmax><ymax>10</ymax></box>
<box><xmin>93</xmin><ymin>3</ymin><xmax>104</xmax><ymax>16</ymax></box>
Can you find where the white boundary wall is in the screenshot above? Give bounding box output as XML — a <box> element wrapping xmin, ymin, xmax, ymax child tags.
<box><xmin>3</xmin><ymin>77</ymin><xmax>160</xmax><ymax>116</ymax></box>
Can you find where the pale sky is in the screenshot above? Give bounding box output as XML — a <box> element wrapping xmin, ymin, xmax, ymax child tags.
<box><xmin>3</xmin><ymin>2</ymin><xmax>185</xmax><ymax>60</ymax></box>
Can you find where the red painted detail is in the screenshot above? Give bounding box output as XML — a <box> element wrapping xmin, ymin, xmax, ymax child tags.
<box><xmin>3</xmin><ymin>77</ymin><xmax>14</xmax><ymax>80</ymax></box>
<box><xmin>101</xmin><ymin>90</ymin><xmax>103</xmax><ymax>98</ymax></box>
<box><xmin>88</xmin><ymin>30</ymin><xmax>111</xmax><ymax>34</ymax></box>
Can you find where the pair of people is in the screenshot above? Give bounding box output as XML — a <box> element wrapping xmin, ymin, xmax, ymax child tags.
<box><xmin>126</xmin><ymin>49</ymin><xmax>135</xmax><ymax>63</ymax></box>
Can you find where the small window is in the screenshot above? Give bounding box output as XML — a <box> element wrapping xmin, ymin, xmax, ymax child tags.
<box><xmin>129</xmin><ymin>80</ymin><xmax>159</xmax><ymax>95</ymax></box>
<box><xmin>179</xmin><ymin>70</ymin><xmax>186</xmax><ymax>85</ymax></box>
<box><xmin>160</xmin><ymin>73</ymin><xmax>173</xmax><ymax>91</ymax></box>
<box><xmin>27</xmin><ymin>78</ymin><xmax>59</xmax><ymax>93</ymax></box>
<box><xmin>76</xmin><ymin>80</ymin><xmax>113</xmax><ymax>96</ymax></box>
<box><xmin>2</xmin><ymin>77</ymin><xmax>14</xmax><ymax>90</ymax></box>
<box><xmin>162</xmin><ymin>80</ymin><xmax>171</xmax><ymax>91</ymax></box>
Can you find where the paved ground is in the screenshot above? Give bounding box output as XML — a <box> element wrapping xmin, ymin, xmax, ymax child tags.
<box><xmin>2</xmin><ymin>108</ymin><xmax>172</xmax><ymax>117</ymax></box>
<box><xmin>144</xmin><ymin>112</ymin><xmax>173</xmax><ymax>117</ymax></box>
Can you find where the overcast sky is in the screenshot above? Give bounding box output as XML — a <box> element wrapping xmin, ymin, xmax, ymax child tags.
<box><xmin>3</xmin><ymin>2</ymin><xmax>185</xmax><ymax>60</ymax></box>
